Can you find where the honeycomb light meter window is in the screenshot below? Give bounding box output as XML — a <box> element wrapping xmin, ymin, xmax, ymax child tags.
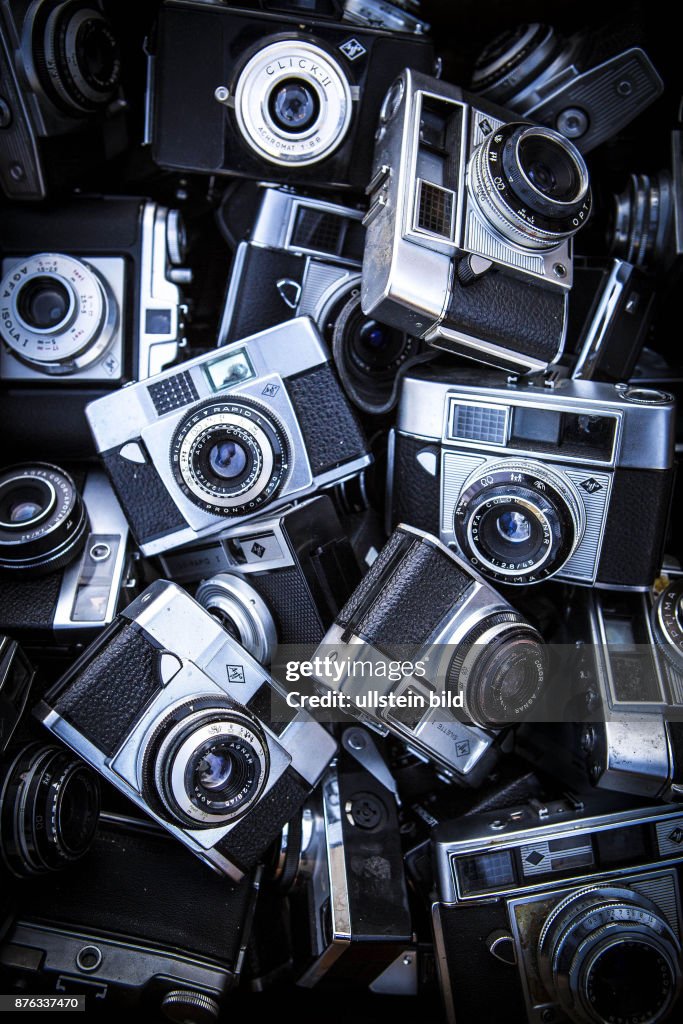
<box><xmin>417</xmin><ymin>180</ymin><xmax>454</xmax><ymax>239</ymax></box>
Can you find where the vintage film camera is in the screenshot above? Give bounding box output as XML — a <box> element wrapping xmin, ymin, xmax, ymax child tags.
<box><xmin>431</xmin><ymin>797</ymin><xmax>683</xmax><ymax>1024</ymax></box>
<box><xmin>361</xmin><ymin>68</ymin><xmax>592</xmax><ymax>374</ymax></box>
<box><xmin>0</xmin><ymin>812</ymin><xmax>260</xmax><ymax>1018</ymax></box>
<box><xmin>147</xmin><ymin>0</ymin><xmax>435</xmax><ymax>190</ymax></box>
<box><xmin>0</xmin><ymin>463</ymin><xmax>135</xmax><ymax>649</ymax></box>
<box><xmin>219</xmin><ymin>187</ymin><xmax>423</xmax><ymax>415</ymax></box>
<box><xmin>161</xmin><ymin>496</ymin><xmax>361</xmax><ymax>663</ymax></box>
<box><xmin>36</xmin><ymin>580</ymin><xmax>337</xmax><ymax>879</ymax></box>
<box><xmin>274</xmin><ymin>726</ymin><xmax>415</xmax><ymax>993</ymax></box>
<box><xmin>0</xmin><ymin>0</ymin><xmax>127</xmax><ymax>201</ymax></box>
<box><xmin>86</xmin><ymin>317</ymin><xmax>371</xmax><ymax>558</ymax></box>
<box><xmin>390</xmin><ymin>368</ymin><xmax>676</xmax><ymax>589</ymax></box>
<box><xmin>311</xmin><ymin>525</ymin><xmax>547</xmax><ymax>786</ymax></box>
<box><xmin>0</xmin><ymin>197</ymin><xmax>190</xmax><ymax>459</ymax></box>
<box><xmin>517</xmin><ymin>580</ymin><xmax>683</xmax><ymax>802</ymax></box>
<box><xmin>0</xmin><ymin>634</ymin><xmax>100</xmax><ymax>880</ymax></box>
<box><xmin>471</xmin><ymin>21</ymin><xmax>663</xmax><ymax>153</ymax></box>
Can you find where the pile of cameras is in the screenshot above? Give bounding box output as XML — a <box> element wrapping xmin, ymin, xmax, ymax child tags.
<box><xmin>1</xmin><ymin>1</ymin><xmax>682</xmax><ymax>1022</ymax></box>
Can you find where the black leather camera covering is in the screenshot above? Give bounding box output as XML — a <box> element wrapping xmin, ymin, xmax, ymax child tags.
<box><xmin>215</xmin><ymin>767</ymin><xmax>310</xmax><ymax>873</ymax></box>
<box><xmin>442</xmin><ymin>271</ymin><xmax>565</xmax><ymax>369</ymax></box>
<box><xmin>101</xmin><ymin>445</ymin><xmax>187</xmax><ymax>547</ymax></box>
<box><xmin>337</xmin><ymin>526</ymin><xmax>473</xmax><ymax>654</ymax></box>
<box><xmin>391</xmin><ymin>433</ymin><xmax>441</xmax><ymax>536</ymax></box>
<box><xmin>286</xmin><ymin>364</ymin><xmax>367</xmax><ymax>474</ymax></box>
<box><xmin>47</xmin><ymin>622</ymin><xmax>163</xmax><ymax>757</ymax></box>
<box><xmin>0</xmin><ymin>572</ymin><xmax>62</xmax><ymax>637</ymax></box>
<box><xmin>13</xmin><ymin>818</ymin><xmax>254</xmax><ymax>966</ymax></box>
<box><xmin>224</xmin><ymin>246</ymin><xmax>306</xmax><ymax>342</ymax></box>
<box><xmin>597</xmin><ymin>467</ymin><xmax>675</xmax><ymax>587</ymax></box>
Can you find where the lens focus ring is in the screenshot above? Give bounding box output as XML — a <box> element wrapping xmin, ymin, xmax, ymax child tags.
<box><xmin>454</xmin><ymin>460</ymin><xmax>584</xmax><ymax>584</ymax></box>
<box><xmin>233</xmin><ymin>39</ymin><xmax>352</xmax><ymax>167</ymax></box>
<box><xmin>468</xmin><ymin>123</ymin><xmax>591</xmax><ymax>249</ymax></box>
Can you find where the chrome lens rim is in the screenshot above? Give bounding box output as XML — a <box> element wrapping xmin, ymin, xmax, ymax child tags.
<box><xmin>233</xmin><ymin>40</ymin><xmax>352</xmax><ymax>167</ymax></box>
<box><xmin>195</xmin><ymin>573</ymin><xmax>278</xmax><ymax>666</ymax></box>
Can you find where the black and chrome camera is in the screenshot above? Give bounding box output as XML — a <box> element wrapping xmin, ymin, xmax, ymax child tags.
<box><xmin>391</xmin><ymin>368</ymin><xmax>677</xmax><ymax>589</ymax></box>
<box><xmin>0</xmin><ymin>197</ymin><xmax>190</xmax><ymax>459</ymax></box>
<box><xmin>361</xmin><ymin>68</ymin><xmax>592</xmax><ymax>374</ymax></box>
<box><xmin>219</xmin><ymin>187</ymin><xmax>424</xmax><ymax>415</ymax></box>
<box><xmin>0</xmin><ymin>634</ymin><xmax>100</xmax><ymax>880</ymax></box>
<box><xmin>86</xmin><ymin>317</ymin><xmax>370</xmax><ymax>558</ymax></box>
<box><xmin>0</xmin><ymin>463</ymin><xmax>135</xmax><ymax>647</ymax></box>
<box><xmin>147</xmin><ymin>0</ymin><xmax>434</xmax><ymax>190</ymax></box>
<box><xmin>274</xmin><ymin>726</ymin><xmax>415</xmax><ymax>992</ymax></box>
<box><xmin>471</xmin><ymin>21</ymin><xmax>663</xmax><ymax>153</ymax></box>
<box><xmin>431</xmin><ymin>797</ymin><xmax>683</xmax><ymax>1024</ymax></box>
<box><xmin>161</xmin><ymin>496</ymin><xmax>361</xmax><ymax>663</ymax></box>
<box><xmin>0</xmin><ymin>0</ymin><xmax>127</xmax><ymax>201</ymax></box>
<box><xmin>0</xmin><ymin>812</ymin><xmax>259</xmax><ymax>1018</ymax></box>
<box><xmin>36</xmin><ymin>580</ymin><xmax>337</xmax><ymax>879</ymax></box>
<box><xmin>518</xmin><ymin>582</ymin><xmax>683</xmax><ymax>803</ymax></box>
<box><xmin>311</xmin><ymin>525</ymin><xmax>547</xmax><ymax>786</ymax></box>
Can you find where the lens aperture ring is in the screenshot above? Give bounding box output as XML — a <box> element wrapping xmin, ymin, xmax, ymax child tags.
<box><xmin>468</xmin><ymin>122</ymin><xmax>591</xmax><ymax>249</ymax></box>
<box><xmin>171</xmin><ymin>399</ymin><xmax>289</xmax><ymax>517</ymax></box>
<box><xmin>43</xmin><ymin>3</ymin><xmax>121</xmax><ymax>112</ymax></box>
<box><xmin>0</xmin><ymin>254</ymin><xmax>116</xmax><ymax>374</ymax></box>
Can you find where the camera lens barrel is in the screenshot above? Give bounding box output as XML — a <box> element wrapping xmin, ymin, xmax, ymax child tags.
<box><xmin>454</xmin><ymin>460</ymin><xmax>584</xmax><ymax>585</ymax></box>
<box><xmin>0</xmin><ymin>742</ymin><xmax>100</xmax><ymax>877</ymax></box>
<box><xmin>233</xmin><ymin>39</ymin><xmax>352</xmax><ymax>167</ymax></box>
<box><xmin>144</xmin><ymin>701</ymin><xmax>269</xmax><ymax>829</ymax></box>
<box><xmin>468</xmin><ymin>123</ymin><xmax>592</xmax><ymax>249</ymax></box>
<box><xmin>0</xmin><ymin>253</ymin><xmax>117</xmax><ymax>375</ymax></box>
<box><xmin>652</xmin><ymin>579</ymin><xmax>683</xmax><ymax>672</ymax></box>
<box><xmin>471</xmin><ymin>23</ymin><xmax>564</xmax><ymax>105</ymax></box>
<box><xmin>538</xmin><ymin>886</ymin><xmax>682</xmax><ymax>1024</ymax></box>
<box><xmin>0</xmin><ymin>463</ymin><xmax>89</xmax><ymax>577</ymax></box>
<box><xmin>32</xmin><ymin>0</ymin><xmax>122</xmax><ymax>114</ymax></box>
<box><xmin>195</xmin><ymin>573</ymin><xmax>278</xmax><ymax>666</ymax></box>
<box><xmin>610</xmin><ymin>171</ymin><xmax>675</xmax><ymax>271</ymax></box>
<box><xmin>171</xmin><ymin>399</ymin><xmax>289</xmax><ymax>517</ymax></box>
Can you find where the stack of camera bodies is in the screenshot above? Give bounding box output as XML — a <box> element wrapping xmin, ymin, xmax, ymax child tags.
<box><xmin>0</xmin><ymin>1</ymin><xmax>682</xmax><ymax>1023</ymax></box>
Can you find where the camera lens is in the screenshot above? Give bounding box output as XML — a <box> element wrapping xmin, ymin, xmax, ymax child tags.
<box><xmin>448</xmin><ymin>615</ymin><xmax>547</xmax><ymax>725</ymax></box>
<box><xmin>0</xmin><ymin>254</ymin><xmax>117</xmax><ymax>376</ymax></box>
<box><xmin>609</xmin><ymin>171</ymin><xmax>676</xmax><ymax>272</ymax></box>
<box><xmin>0</xmin><ymin>743</ymin><xmax>100</xmax><ymax>877</ymax></box>
<box><xmin>171</xmin><ymin>399</ymin><xmax>289</xmax><ymax>517</ymax></box>
<box><xmin>16</xmin><ymin>277</ymin><xmax>72</xmax><ymax>331</ymax></box>
<box><xmin>33</xmin><ymin>1</ymin><xmax>121</xmax><ymax>114</ymax></box>
<box><xmin>518</xmin><ymin>133</ymin><xmax>580</xmax><ymax>201</ymax></box>
<box><xmin>268</xmin><ymin>78</ymin><xmax>320</xmax><ymax>134</ymax></box>
<box><xmin>471</xmin><ymin>24</ymin><xmax>561</xmax><ymax>104</ymax></box>
<box><xmin>0</xmin><ymin>464</ymin><xmax>89</xmax><ymax>577</ymax></box>
<box><xmin>330</xmin><ymin>288</ymin><xmax>419</xmax><ymax>414</ymax></box>
<box><xmin>208</xmin><ymin>441</ymin><xmax>249</xmax><ymax>481</ymax></box>
<box><xmin>651</xmin><ymin>579</ymin><xmax>683</xmax><ymax>673</ymax></box>
<box><xmin>454</xmin><ymin>461</ymin><xmax>583</xmax><ymax>585</ymax></box>
<box><xmin>146</xmin><ymin>702</ymin><xmax>269</xmax><ymax>828</ymax></box>
<box><xmin>538</xmin><ymin>886</ymin><xmax>682</xmax><ymax>1024</ymax></box>
<box><xmin>468</xmin><ymin>124</ymin><xmax>591</xmax><ymax>249</ymax></box>
<box><xmin>195</xmin><ymin>574</ymin><xmax>278</xmax><ymax>666</ymax></box>
<box><xmin>234</xmin><ymin>40</ymin><xmax>352</xmax><ymax>166</ymax></box>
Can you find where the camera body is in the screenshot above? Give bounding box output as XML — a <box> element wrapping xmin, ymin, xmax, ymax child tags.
<box><xmin>37</xmin><ymin>580</ymin><xmax>338</xmax><ymax>880</ymax></box>
<box><xmin>391</xmin><ymin>368</ymin><xmax>677</xmax><ymax>589</ymax></box>
<box><xmin>148</xmin><ymin>0</ymin><xmax>434</xmax><ymax>190</ymax></box>
<box><xmin>161</xmin><ymin>495</ymin><xmax>361</xmax><ymax>662</ymax></box>
<box><xmin>431</xmin><ymin>798</ymin><xmax>683</xmax><ymax>1024</ymax></box>
<box><xmin>0</xmin><ymin>634</ymin><xmax>100</xmax><ymax>879</ymax></box>
<box><xmin>0</xmin><ymin>0</ymin><xmax>128</xmax><ymax>200</ymax></box>
<box><xmin>0</xmin><ymin>197</ymin><xmax>189</xmax><ymax>459</ymax></box>
<box><xmin>361</xmin><ymin>68</ymin><xmax>592</xmax><ymax>374</ymax></box>
<box><xmin>471</xmin><ymin>22</ymin><xmax>663</xmax><ymax>153</ymax></box>
<box><xmin>518</xmin><ymin>582</ymin><xmax>683</xmax><ymax>802</ymax></box>
<box><xmin>86</xmin><ymin>317</ymin><xmax>370</xmax><ymax>558</ymax></box>
<box><xmin>219</xmin><ymin>187</ymin><xmax>422</xmax><ymax>415</ymax></box>
<box><xmin>279</xmin><ymin>726</ymin><xmax>414</xmax><ymax>991</ymax></box>
<box><xmin>311</xmin><ymin>524</ymin><xmax>547</xmax><ymax>785</ymax></box>
<box><xmin>0</xmin><ymin>813</ymin><xmax>258</xmax><ymax>1016</ymax></box>
<box><xmin>0</xmin><ymin>466</ymin><xmax>135</xmax><ymax>647</ymax></box>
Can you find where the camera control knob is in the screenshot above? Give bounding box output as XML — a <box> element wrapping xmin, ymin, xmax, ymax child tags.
<box><xmin>161</xmin><ymin>990</ymin><xmax>220</xmax><ymax>1024</ymax></box>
